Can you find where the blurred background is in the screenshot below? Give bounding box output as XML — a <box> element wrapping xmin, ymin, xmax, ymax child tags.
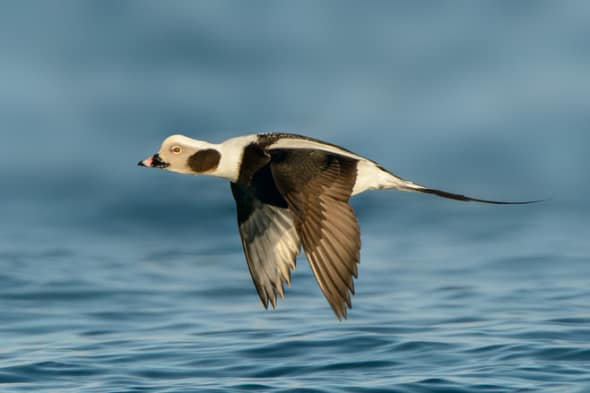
<box><xmin>1</xmin><ymin>1</ymin><xmax>589</xmax><ymax>392</ymax></box>
<box><xmin>1</xmin><ymin>1</ymin><xmax>588</xmax><ymax>239</ymax></box>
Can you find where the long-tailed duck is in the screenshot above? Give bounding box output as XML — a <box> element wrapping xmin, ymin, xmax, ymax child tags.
<box><xmin>138</xmin><ymin>133</ymin><xmax>535</xmax><ymax>319</ymax></box>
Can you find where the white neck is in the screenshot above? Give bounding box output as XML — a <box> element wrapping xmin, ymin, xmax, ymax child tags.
<box><xmin>208</xmin><ymin>134</ymin><xmax>258</xmax><ymax>182</ymax></box>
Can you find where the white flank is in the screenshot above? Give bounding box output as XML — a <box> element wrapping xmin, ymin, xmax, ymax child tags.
<box><xmin>352</xmin><ymin>160</ymin><xmax>423</xmax><ymax>195</ymax></box>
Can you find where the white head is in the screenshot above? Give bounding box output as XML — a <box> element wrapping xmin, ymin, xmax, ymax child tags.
<box><xmin>138</xmin><ymin>133</ymin><xmax>222</xmax><ymax>173</ymax></box>
<box><xmin>138</xmin><ymin>134</ymin><xmax>249</xmax><ymax>181</ymax></box>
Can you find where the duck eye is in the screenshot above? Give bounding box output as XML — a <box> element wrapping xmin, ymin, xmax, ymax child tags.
<box><xmin>170</xmin><ymin>145</ymin><xmax>182</xmax><ymax>154</ymax></box>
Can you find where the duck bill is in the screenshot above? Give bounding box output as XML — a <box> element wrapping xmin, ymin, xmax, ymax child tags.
<box><xmin>138</xmin><ymin>153</ymin><xmax>169</xmax><ymax>168</ymax></box>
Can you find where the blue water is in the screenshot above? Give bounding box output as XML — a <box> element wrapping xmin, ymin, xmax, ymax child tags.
<box><xmin>1</xmin><ymin>2</ymin><xmax>590</xmax><ymax>392</ymax></box>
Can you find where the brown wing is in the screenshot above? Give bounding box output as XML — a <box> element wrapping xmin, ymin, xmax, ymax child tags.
<box><xmin>269</xmin><ymin>149</ymin><xmax>360</xmax><ymax>320</ymax></box>
<box><xmin>231</xmin><ymin>181</ymin><xmax>301</xmax><ymax>309</ymax></box>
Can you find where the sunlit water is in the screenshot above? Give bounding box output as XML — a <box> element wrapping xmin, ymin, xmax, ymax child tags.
<box><xmin>1</xmin><ymin>197</ymin><xmax>589</xmax><ymax>392</ymax></box>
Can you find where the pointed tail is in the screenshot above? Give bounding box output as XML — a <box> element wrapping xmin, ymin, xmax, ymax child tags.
<box><xmin>377</xmin><ymin>166</ymin><xmax>541</xmax><ymax>205</ymax></box>
<box><xmin>410</xmin><ymin>185</ymin><xmax>541</xmax><ymax>205</ymax></box>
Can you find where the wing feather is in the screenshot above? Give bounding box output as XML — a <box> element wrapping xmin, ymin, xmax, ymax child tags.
<box><xmin>270</xmin><ymin>149</ymin><xmax>361</xmax><ymax>319</ymax></box>
<box><xmin>231</xmin><ymin>183</ymin><xmax>300</xmax><ymax>309</ymax></box>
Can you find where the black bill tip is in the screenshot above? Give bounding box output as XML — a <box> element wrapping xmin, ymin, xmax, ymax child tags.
<box><xmin>138</xmin><ymin>153</ymin><xmax>169</xmax><ymax>169</ymax></box>
<box><xmin>151</xmin><ymin>154</ymin><xmax>169</xmax><ymax>168</ymax></box>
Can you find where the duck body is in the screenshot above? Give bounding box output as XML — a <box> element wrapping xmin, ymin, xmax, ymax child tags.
<box><xmin>139</xmin><ymin>132</ymin><xmax>533</xmax><ymax>319</ymax></box>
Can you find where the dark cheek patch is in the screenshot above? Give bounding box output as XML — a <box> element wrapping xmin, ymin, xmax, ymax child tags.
<box><xmin>188</xmin><ymin>149</ymin><xmax>221</xmax><ymax>173</ymax></box>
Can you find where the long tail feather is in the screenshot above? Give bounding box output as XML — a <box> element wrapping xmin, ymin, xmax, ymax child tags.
<box><xmin>374</xmin><ymin>164</ymin><xmax>541</xmax><ymax>205</ymax></box>
<box><xmin>416</xmin><ymin>187</ymin><xmax>542</xmax><ymax>205</ymax></box>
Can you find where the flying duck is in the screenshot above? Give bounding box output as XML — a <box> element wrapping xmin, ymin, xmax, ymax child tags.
<box><xmin>138</xmin><ymin>133</ymin><xmax>534</xmax><ymax>319</ymax></box>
